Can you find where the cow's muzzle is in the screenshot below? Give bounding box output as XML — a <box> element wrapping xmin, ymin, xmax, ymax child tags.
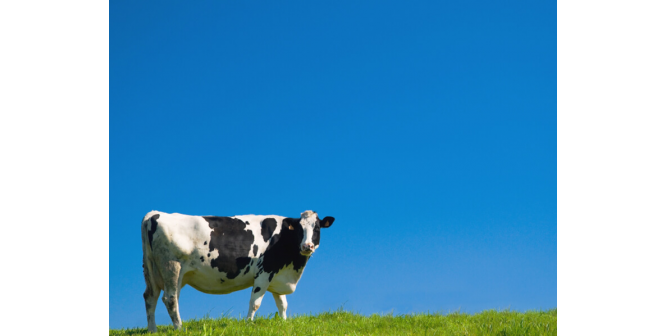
<box><xmin>300</xmin><ymin>243</ymin><xmax>315</xmax><ymax>256</ymax></box>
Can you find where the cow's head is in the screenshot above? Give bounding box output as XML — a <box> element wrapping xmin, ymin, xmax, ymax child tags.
<box><xmin>298</xmin><ymin>210</ymin><xmax>335</xmax><ymax>256</ymax></box>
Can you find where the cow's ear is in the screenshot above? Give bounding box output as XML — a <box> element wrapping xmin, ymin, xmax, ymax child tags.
<box><xmin>283</xmin><ymin>218</ymin><xmax>298</xmax><ymax>230</ymax></box>
<box><xmin>320</xmin><ymin>216</ymin><xmax>335</xmax><ymax>228</ymax></box>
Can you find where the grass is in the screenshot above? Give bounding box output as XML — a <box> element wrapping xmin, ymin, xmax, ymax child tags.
<box><xmin>110</xmin><ymin>308</ymin><xmax>556</xmax><ymax>336</ymax></box>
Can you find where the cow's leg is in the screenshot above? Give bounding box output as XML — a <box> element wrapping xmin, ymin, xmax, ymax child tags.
<box><xmin>247</xmin><ymin>276</ymin><xmax>270</xmax><ymax>320</ymax></box>
<box><xmin>161</xmin><ymin>260</ymin><xmax>183</xmax><ymax>329</ymax></box>
<box><xmin>143</xmin><ymin>258</ymin><xmax>163</xmax><ymax>333</ymax></box>
<box><xmin>272</xmin><ymin>292</ymin><xmax>288</xmax><ymax>320</ymax></box>
<box><xmin>143</xmin><ymin>283</ymin><xmax>161</xmax><ymax>332</ymax></box>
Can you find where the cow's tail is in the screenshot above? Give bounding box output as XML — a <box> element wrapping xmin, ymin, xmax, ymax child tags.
<box><xmin>141</xmin><ymin>211</ymin><xmax>163</xmax><ymax>297</ymax></box>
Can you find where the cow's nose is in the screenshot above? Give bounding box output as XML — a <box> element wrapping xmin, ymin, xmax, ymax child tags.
<box><xmin>302</xmin><ymin>243</ymin><xmax>314</xmax><ymax>251</ymax></box>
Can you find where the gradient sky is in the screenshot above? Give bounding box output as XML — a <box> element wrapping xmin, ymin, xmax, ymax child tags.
<box><xmin>110</xmin><ymin>0</ymin><xmax>555</xmax><ymax>329</ymax></box>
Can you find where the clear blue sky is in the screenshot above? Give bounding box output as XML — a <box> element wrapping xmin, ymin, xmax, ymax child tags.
<box><xmin>110</xmin><ymin>0</ymin><xmax>555</xmax><ymax>329</ymax></box>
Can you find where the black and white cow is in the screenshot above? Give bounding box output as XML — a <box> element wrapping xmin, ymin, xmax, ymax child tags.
<box><xmin>140</xmin><ymin>210</ymin><xmax>335</xmax><ymax>332</ymax></box>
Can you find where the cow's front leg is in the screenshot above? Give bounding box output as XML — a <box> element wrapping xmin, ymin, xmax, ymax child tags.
<box><xmin>272</xmin><ymin>292</ymin><xmax>288</xmax><ymax>319</ymax></box>
<box><xmin>247</xmin><ymin>276</ymin><xmax>270</xmax><ymax>320</ymax></box>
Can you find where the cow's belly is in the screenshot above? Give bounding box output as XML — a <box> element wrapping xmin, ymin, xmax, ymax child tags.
<box><xmin>181</xmin><ymin>261</ymin><xmax>256</xmax><ymax>295</ymax></box>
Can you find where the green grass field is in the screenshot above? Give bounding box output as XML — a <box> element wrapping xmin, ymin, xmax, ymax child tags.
<box><xmin>110</xmin><ymin>309</ymin><xmax>556</xmax><ymax>335</ymax></box>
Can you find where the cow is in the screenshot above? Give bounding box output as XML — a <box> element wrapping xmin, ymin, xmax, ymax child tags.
<box><xmin>140</xmin><ymin>210</ymin><xmax>335</xmax><ymax>332</ymax></box>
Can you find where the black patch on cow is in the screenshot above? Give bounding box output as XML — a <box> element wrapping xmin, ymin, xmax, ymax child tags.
<box><xmin>258</xmin><ymin>218</ymin><xmax>309</xmax><ymax>276</ymax></box>
<box><xmin>268</xmin><ymin>272</ymin><xmax>275</xmax><ymax>282</ymax></box>
<box><xmin>261</xmin><ymin>218</ymin><xmax>277</xmax><ymax>242</ymax></box>
<box><xmin>204</xmin><ymin>216</ymin><xmax>255</xmax><ymax>279</ymax></box>
<box><xmin>253</xmin><ymin>245</ymin><xmax>258</xmax><ymax>256</ymax></box>
<box><xmin>200</xmin><ymin>256</ymin><xmax>204</xmax><ymax>262</ymax></box>
<box><xmin>243</xmin><ymin>265</ymin><xmax>250</xmax><ymax>275</ymax></box>
<box><xmin>204</xmin><ymin>241</ymin><xmax>207</xmax><ymax>245</ymax></box>
<box><xmin>254</xmin><ymin>287</ymin><xmax>261</xmax><ymax>293</ymax></box>
<box><xmin>207</xmin><ymin>253</ymin><xmax>210</xmax><ymax>257</ymax></box>
<box><xmin>267</xmin><ymin>234</ymin><xmax>281</xmax><ymax>250</ymax></box>
<box><xmin>147</xmin><ymin>214</ymin><xmax>160</xmax><ymax>249</ymax></box>
<box><xmin>220</xmin><ymin>278</ymin><xmax>225</xmax><ymax>283</ymax></box>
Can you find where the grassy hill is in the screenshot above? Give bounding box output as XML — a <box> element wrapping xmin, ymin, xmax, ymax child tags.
<box><xmin>110</xmin><ymin>309</ymin><xmax>556</xmax><ymax>335</ymax></box>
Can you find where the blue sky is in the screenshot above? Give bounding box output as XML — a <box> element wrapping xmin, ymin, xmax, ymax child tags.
<box><xmin>110</xmin><ymin>0</ymin><xmax>555</xmax><ymax>329</ymax></box>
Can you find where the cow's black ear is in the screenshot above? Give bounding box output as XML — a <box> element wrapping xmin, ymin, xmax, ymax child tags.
<box><xmin>320</xmin><ymin>216</ymin><xmax>335</xmax><ymax>228</ymax></box>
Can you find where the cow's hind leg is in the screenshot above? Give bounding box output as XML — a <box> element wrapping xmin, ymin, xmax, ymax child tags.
<box><xmin>143</xmin><ymin>262</ymin><xmax>161</xmax><ymax>333</ymax></box>
<box><xmin>143</xmin><ymin>282</ymin><xmax>161</xmax><ymax>332</ymax></box>
<box><xmin>161</xmin><ymin>260</ymin><xmax>184</xmax><ymax>330</ymax></box>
